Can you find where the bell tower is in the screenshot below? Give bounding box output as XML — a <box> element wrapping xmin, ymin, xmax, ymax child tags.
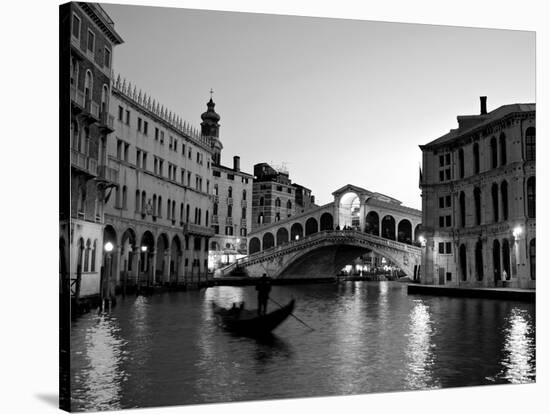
<box><xmin>201</xmin><ymin>89</ymin><xmax>223</xmax><ymax>165</ymax></box>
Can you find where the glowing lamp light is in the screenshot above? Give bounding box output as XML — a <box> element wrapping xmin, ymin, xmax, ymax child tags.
<box><xmin>141</xmin><ymin>245</ymin><xmax>148</xmax><ymax>252</ymax></box>
<box><xmin>513</xmin><ymin>226</ymin><xmax>523</xmax><ymax>239</ymax></box>
<box><xmin>295</xmin><ymin>235</ymin><xmax>300</xmax><ymax>240</ymax></box>
<box><xmin>418</xmin><ymin>235</ymin><xmax>426</xmax><ymax>245</ymax></box>
<box><xmin>104</xmin><ymin>242</ymin><xmax>114</xmax><ymax>252</ymax></box>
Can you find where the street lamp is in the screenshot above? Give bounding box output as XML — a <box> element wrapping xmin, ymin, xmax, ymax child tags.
<box><xmin>103</xmin><ymin>241</ymin><xmax>114</xmax><ymax>312</ymax></box>
<box><xmin>513</xmin><ymin>226</ymin><xmax>522</xmax><ymax>240</ymax></box>
<box><xmin>418</xmin><ymin>235</ymin><xmax>426</xmax><ymax>247</ymax></box>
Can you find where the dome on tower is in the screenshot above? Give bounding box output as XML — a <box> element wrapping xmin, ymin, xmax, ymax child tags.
<box><xmin>201</xmin><ymin>98</ymin><xmax>220</xmax><ymax>122</ymax></box>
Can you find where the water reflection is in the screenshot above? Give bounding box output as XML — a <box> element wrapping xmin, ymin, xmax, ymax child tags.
<box><xmin>73</xmin><ymin>315</ymin><xmax>127</xmax><ymax>411</ymax></box>
<box><xmin>70</xmin><ymin>283</ymin><xmax>536</xmax><ymax>410</ymax></box>
<box><xmin>405</xmin><ymin>300</ymin><xmax>438</xmax><ymax>389</ymax></box>
<box><xmin>499</xmin><ymin>308</ymin><xmax>536</xmax><ymax>383</ymax></box>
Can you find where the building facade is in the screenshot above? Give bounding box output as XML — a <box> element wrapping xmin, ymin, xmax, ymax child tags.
<box><xmin>64</xmin><ymin>3</ymin><xmax>123</xmax><ymax>299</ymax></box>
<box><xmin>419</xmin><ymin>97</ymin><xmax>536</xmax><ymax>288</ymax></box>
<box><xmin>252</xmin><ymin>163</ymin><xmax>316</xmax><ymax>231</ymax></box>
<box><xmin>201</xmin><ymin>98</ymin><xmax>254</xmax><ymax>270</ymax></box>
<box><xmin>103</xmin><ymin>78</ymin><xmax>215</xmax><ymax>289</ymax></box>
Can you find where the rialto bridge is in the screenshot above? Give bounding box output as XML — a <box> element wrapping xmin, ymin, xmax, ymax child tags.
<box><xmin>219</xmin><ymin>184</ymin><xmax>422</xmax><ymax>279</ymax></box>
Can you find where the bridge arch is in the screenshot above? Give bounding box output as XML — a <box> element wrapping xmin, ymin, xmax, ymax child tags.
<box><xmin>273</xmin><ymin>234</ymin><xmax>419</xmax><ymax>279</ymax></box>
<box><xmin>397</xmin><ymin>219</ymin><xmax>412</xmax><ymax>245</ymax></box>
<box><xmin>291</xmin><ymin>222</ymin><xmax>304</xmax><ymax>240</ymax></box>
<box><xmin>320</xmin><ymin>212</ymin><xmax>334</xmax><ymax>231</ymax></box>
<box><xmin>249</xmin><ymin>237</ymin><xmax>261</xmax><ymax>254</ymax></box>
<box><xmin>262</xmin><ymin>232</ymin><xmax>275</xmax><ymax>250</ymax></box>
<box><xmin>339</xmin><ymin>192</ymin><xmax>361</xmax><ymax>229</ymax></box>
<box><xmin>364</xmin><ymin>211</ymin><xmax>380</xmax><ymax>235</ymax></box>
<box><xmin>276</xmin><ymin>227</ymin><xmax>289</xmax><ymax>245</ymax></box>
<box><xmin>381</xmin><ymin>215</ymin><xmax>396</xmax><ymax>240</ymax></box>
<box><xmin>305</xmin><ymin>217</ymin><xmax>319</xmax><ymax>236</ymax></box>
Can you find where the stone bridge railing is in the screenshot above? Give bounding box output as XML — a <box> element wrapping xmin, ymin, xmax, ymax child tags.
<box><xmin>218</xmin><ymin>229</ymin><xmax>421</xmax><ymax>277</ymax></box>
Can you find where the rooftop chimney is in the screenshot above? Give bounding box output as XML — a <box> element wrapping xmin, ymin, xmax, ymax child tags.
<box><xmin>480</xmin><ymin>96</ymin><xmax>487</xmax><ymax>115</ymax></box>
<box><xmin>233</xmin><ymin>156</ymin><xmax>240</xmax><ymax>172</ymax></box>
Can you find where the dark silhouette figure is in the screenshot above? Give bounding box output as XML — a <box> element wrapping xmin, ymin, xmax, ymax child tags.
<box><xmin>256</xmin><ymin>274</ymin><xmax>272</xmax><ymax>315</ymax></box>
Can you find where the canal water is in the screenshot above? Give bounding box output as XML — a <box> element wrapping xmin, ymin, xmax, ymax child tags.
<box><xmin>70</xmin><ymin>282</ymin><xmax>535</xmax><ymax>411</ymax></box>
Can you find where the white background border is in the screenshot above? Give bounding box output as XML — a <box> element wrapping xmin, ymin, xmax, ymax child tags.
<box><xmin>0</xmin><ymin>0</ymin><xmax>546</xmax><ymax>413</ymax></box>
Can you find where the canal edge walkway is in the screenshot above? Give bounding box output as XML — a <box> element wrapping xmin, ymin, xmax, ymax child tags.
<box><xmin>407</xmin><ymin>284</ymin><xmax>535</xmax><ymax>302</ymax></box>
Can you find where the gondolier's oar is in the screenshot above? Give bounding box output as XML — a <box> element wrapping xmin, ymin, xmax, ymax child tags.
<box><xmin>269</xmin><ymin>298</ymin><xmax>315</xmax><ymax>331</ymax></box>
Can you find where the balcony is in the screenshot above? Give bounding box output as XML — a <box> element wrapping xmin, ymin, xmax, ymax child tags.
<box><xmin>226</xmin><ymin>217</ymin><xmax>233</xmax><ymax>226</ymax></box>
<box><xmin>183</xmin><ymin>223</ymin><xmax>215</xmax><ymax>237</ymax></box>
<box><xmin>70</xmin><ymin>85</ymin><xmax>85</xmax><ymax>113</ymax></box>
<box><xmin>97</xmin><ymin>164</ymin><xmax>119</xmax><ymax>185</ymax></box>
<box><xmin>227</xmin><ymin>197</ymin><xmax>233</xmax><ymax>205</ymax></box>
<box><xmin>71</xmin><ymin>148</ymin><xmax>98</xmax><ymax>177</ymax></box>
<box><xmin>241</xmin><ymin>199</ymin><xmax>247</xmax><ymax>208</ymax></box>
<box><xmin>212</xmin><ymin>215</ymin><xmax>219</xmax><ymax>224</ymax></box>
<box><xmin>240</xmin><ymin>218</ymin><xmax>247</xmax><ymax>227</ymax></box>
<box><xmin>213</xmin><ymin>195</ymin><xmax>219</xmax><ymax>203</ymax></box>
<box><xmin>84</xmin><ymin>98</ymin><xmax>100</xmax><ymax>122</ymax></box>
<box><xmin>97</xmin><ymin>111</ymin><xmax>115</xmax><ymax>133</ymax></box>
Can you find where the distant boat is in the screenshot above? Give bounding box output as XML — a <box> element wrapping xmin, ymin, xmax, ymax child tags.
<box><xmin>211</xmin><ymin>299</ymin><xmax>295</xmax><ymax>336</ymax></box>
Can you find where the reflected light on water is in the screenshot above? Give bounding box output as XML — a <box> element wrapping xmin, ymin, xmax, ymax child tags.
<box><xmin>500</xmin><ymin>308</ymin><xmax>536</xmax><ymax>384</ymax></box>
<box><xmin>77</xmin><ymin>316</ymin><xmax>127</xmax><ymax>411</ymax></box>
<box><xmin>405</xmin><ymin>300</ymin><xmax>437</xmax><ymax>389</ymax></box>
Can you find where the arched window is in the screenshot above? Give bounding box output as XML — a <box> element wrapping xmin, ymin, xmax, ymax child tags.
<box><xmin>492</xmin><ymin>239</ymin><xmax>501</xmax><ymax>285</ymax></box>
<box><xmin>475</xmin><ymin>240</ymin><xmax>484</xmax><ymax>281</ymax></box>
<box><xmin>525</xmin><ymin>127</ymin><xmax>536</xmax><ymax>161</ymax></box>
<box><xmin>228</xmin><ymin>186</ymin><xmax>233</xmax><ymax>198</ymax></box>
<box><xmin>275</xmin><ymin>198</ymin><xmax>281</xmax><ymax>208</ymax></box>
<box><xmin>502</xmin><ymin>239</ymin><xmax>511</xmax><ymax>280</ymax></box>
<box><xmin>259</xmin><ymin>197</ymin><xmax>264</xmax><ymax>206</ymax></box>
<box><xmin>135</xmin><ymin>190</ymin><xmax>140</xmax><ymax>212</ymax></box>
<box><xmin>499</xmin><ymin>133</ymin><xmax>507</xmax><ymax>166</ymax></box>
<box><xmin>172</xmin><ymin>200</ymin><xmax>176</xmax><ymax>220</ymax></box>
<box><xmin>91</xmin><ymin>240</ymin><xmax>97</xmax><ymax>272</ymax></box>
<box><xmin>180</xmin><ymin>203</ymin><xmax>184</xmax><ymax>223</ymax></box>
<box><xmin>122</xmin><ymin>185</ymin><xmax>127</xmax><ymax>209</ymax></box>
<box><xmin>141</xmin><ymin>191</ymin><xmax>146</xmax><ymax>214</ymax></box>
<box><xmin>84</xmin><ymin>239</ymin><xmax>91</xmax><ymax>272</ymax></box>
<box><xmin>529</xmin><ymin>238</ymin><xmax>536</xmax><ymax>280</ymax></box>
<box><xmin>167</xmin><ymin>198</ymin><xmax>171</xmax><ymax>219</ymax></box>
<box><xmin>157</xmin><ymin>196</ymin><xmax>162</xmax><ymax>217</ymax></box>
<box><xmin>213</xmin><ymin>203</ymin><xmax>218</xmax><ymax>216</ymax></box>
<box><xmin>459</xmin><ymin>191</ymin><xmax>466</xmax><ymax>228</ymax></box>
<box><xmin>227</xmin><ymin>204</ymin><xmax>232</xmax><ymax>217</ymax></box>
<box><xmin>213</xmin><ymin>184</ymin><xmax>218</xmax><ymax>196</ymax></box>
<box><xmin>459</xmin><ymin>244</ymin><xmax>467</xmax><ymax>281</ymax></box>
<box><xmin>101</xmin><ymin>84</ymin><xmax>109</xmax><ymax>113</ymax></box>
<box><xmin>474</xmin><ymin>187</ymin><xmax>481</xmax><ymax>226</ymax></box>
<box><xmin>84</xmin><ymin>70</ymin><xmax>93</xmax><ymax>102</ymax></box>
<box><xmin>491</xmin><ymin>183</ymin><xmax>499</xmax><ymax>222</ymax></box>
<box><xmin>501</xmin><ymin>181</ymin><xmax>508</xmax><ymax>221</ymax></box>
<box><xmin>186</xmin><ymin>204</ymin><xmax>190</xmax><ymax>222</ymax></box>
<box><xmin>287</xmin><ymin>200</ymin><xmax>292</xmax><ymax>210</ymax></box>
<box><xmin>198</xmin><ymin>208</ymin><xmax>202</xmax><ymax>225</ymax></box>
<box><xmin>458</xmin><ymin>148</ymin><xmax>465</xmax><ymax>178</ymax></box>
<box><xmin>527</xmin><ymin>177</ymin><xmax>535</xmax><ymax>218</ymax></box>
<box><xmin>71</xmin><ymin>121</ymin><xmax>79</xmax><ymax>151</ymax></box>
<box><xmin>473</xmin><ymin>143</ymin><xmax>480</xmax><ymax>174</ymax></box>
<box><xmin>77</xmin><ymin>184</ymin><xmax>86</xmax><ymax>214</ymax></box>
<box><xmin>490</xmin><ymin>137</ymin><xmax>498</xmax><ymax>169</ymax></box>
<box><xmin>258</xmin><ymin>212</ymin><xmax>264</xmax><ymax>224</ymax></box>
<box><xmin>152</xmin><ymin>194</ymin><xmax>157</xmax><ymax>216</ymax></box>
<box><xmin>206</xmin><ymin>210</ymin><xmax>209</xmax><ymax>227</ymax></box>
<box><xmin>242</xmin><ymin>189</ymin><xmax>247</xmax><ymax>200</ymax></box>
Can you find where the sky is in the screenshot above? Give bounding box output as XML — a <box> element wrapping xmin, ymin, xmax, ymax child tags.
<box><xmin>102</xmin><ymin>3</ymin><xmax>535</xmax><ymax>209</ymax></box>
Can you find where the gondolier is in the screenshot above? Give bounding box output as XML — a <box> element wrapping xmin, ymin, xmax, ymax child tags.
<box><xmin>256</xmin><ymin>274</ymin><xmax>272</xmax><ymax>315</ymax></box>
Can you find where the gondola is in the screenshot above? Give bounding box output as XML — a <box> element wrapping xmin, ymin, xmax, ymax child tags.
<box><xmin>211</xmin><ymin>299</ymin><xmax>295</xmax><ymax>336</ymax></box>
